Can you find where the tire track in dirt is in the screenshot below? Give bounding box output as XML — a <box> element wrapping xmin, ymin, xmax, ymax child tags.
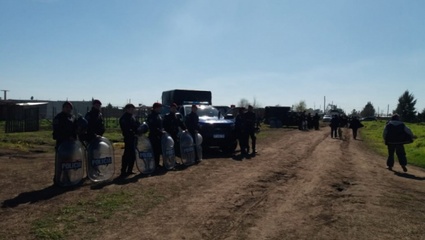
<box><xmin>101</xmin><ymin>128</ymin><xmax>328</xmax><ymax>240</ymax></box>
<box><xmin>101</xmin><ymin>127</ymin><xmax>425</xmax><ymax>240</ymax></box>
<box><xmin>175</xmin><ymin>129</ymin><xmax>330</xmax><ymax>240</ymax></box>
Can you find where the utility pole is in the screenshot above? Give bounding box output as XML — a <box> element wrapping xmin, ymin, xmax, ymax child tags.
<box><xmin>1</xmin><ymin>90</ymin><xmax>9</xmax><ymax>100</ymax></box>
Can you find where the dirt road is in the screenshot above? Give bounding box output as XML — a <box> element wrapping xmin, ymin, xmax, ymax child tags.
<box><xmin>1</xmin><ymin>127</ymin><xmax>425</xmax><ymax>240</ymax></box>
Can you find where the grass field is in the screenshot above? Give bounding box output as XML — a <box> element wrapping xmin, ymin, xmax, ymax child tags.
<box><xmin>361</xmin><ymin>120</ymin><xmax>425</xmax><ymax>168</ymax></box>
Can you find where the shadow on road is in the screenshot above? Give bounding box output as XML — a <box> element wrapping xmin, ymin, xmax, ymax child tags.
<box><xmin>1</xmin><ymin>184</ymin><xmax>79</xmax><ymax>208</ymax></box>
<box><xmin>394</xmin><ymin>172</ymin><xmax>425</xmax><ymax>181</ymax></box>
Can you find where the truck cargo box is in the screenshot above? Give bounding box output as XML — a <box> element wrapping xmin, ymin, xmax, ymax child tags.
<box><xmin>162</xmin><ymin>89</ymin><xmax>212</xmax><ymax>106</ymax></box>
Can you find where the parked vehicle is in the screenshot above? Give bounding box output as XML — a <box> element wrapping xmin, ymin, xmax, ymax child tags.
<box><xmin>322</xmin><ymin>115</ymin><xmax>332</xmax><ymax>122</ymax></box>
<box><xmin>161</xmin><ymin>89</ymin><xmax>237</xmax><ymax>153</ymax></box>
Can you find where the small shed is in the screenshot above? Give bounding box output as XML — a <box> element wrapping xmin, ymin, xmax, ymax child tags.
<box><xmin>1</xmin><ymin>102</ymin><xmax>48</xmax><ymax>133</ymax></box>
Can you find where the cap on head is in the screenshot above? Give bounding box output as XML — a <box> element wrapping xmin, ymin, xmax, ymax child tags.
<box><xmin>62</xmin><ymin>101</ymin><xmax>73</xmax><ymax>109</ymax></box>
<box><xmin>153</xmin><ymin>102</ymin><xmax>162</xmax><ymax>109</ymax></box>
<box><xmin>92</xmin><ymin>99</ymin><xmax>102</xmax><ymax>105</ymax></box>
<box><xmin>170</xmin><ymin>103</ymin><xmax>177</xmax><ymax>108</ymax></box>
<box><xmin>124</xmin><ymin>103</ymin><xmax>135</xmax><ymax>110</ymax></box>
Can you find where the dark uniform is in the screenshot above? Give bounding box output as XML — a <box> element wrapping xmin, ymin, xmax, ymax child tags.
<box><xmin>52</xmin><ymin>111</ymin><xmax>77</xmax><ymax>148</ymax></box>
<box><xmin>349</xmin><ymin>117</ymin><xmax>363</xmax><ymax>140</ymax></box>
<box><xmin>52</xmin><ymin>101</ymin><xmax>78</xmax><ymax>185</ymax></box>
<box><xmin>244</xmin><ymin>107</ymin><xmax>257</xmax><ymax>154</ymax></box>
<box><xmin>84</xmin><ymin>106</ymin><xmax>105</xmax><ymax>144</ymax></box>
<box><xmin>147</xmin><ymin>108</ymin><xmax>164</xmax><ymax>169</ymax></box>
<box><xmin>185</xmin><ymin>106</ymin><xmax>200</xmax><ymax>161</ymax></box>
<box><xmin>383</xmin><ymin>114</ymin><xmax>414</xmax><ymax>172</ymax></box>
<box><xmin>312</xmin><ymin>113</ymin><xmax>320</xmax><ymax>130</ymax></box>
<box><xmin>163</xmin><ymin>110</ymin><xmax>186</xmax><ymax>155</ymax></box>
<box><xmin>330</xmin><ymin>115</ymin><xmax>339</xmax><ymax>138</ymax></box>
<box><xmin>119</xmin><ymin>107</ymin><xmax>140</xmax><ymax>176</ymax></box>
<box><xmin>235</xmin><ymin>109</ymin><xmax>248</xmax><ymax>155</ymax></box>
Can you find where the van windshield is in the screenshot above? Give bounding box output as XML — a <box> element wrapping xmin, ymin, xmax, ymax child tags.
<box><xmin>184</xmin><ymin>105</ymin><xmax>219</xmax><ymax>117</ymax></box>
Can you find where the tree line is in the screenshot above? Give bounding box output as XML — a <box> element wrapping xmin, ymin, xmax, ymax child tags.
<box><xmin>359</xmin><ymin>90</ymin><xmax>424</xmax><ymax>123</ymax></box>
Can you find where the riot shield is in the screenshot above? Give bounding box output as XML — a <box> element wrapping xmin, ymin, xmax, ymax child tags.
<box><xmin>55</xmin><ymin>140</ymin><xmax>85</xmax><ymax>187</ymax></box>
<box><xmin>195</xmin><ymin>132</ymin><xmax>203</xmax><ymax>161</ymax></box>
<box><xmin>135</xmin><ymin>135</ymin><xmax>156</xmax><ymax>174</ymax></box>
<box><xmin>86</xmin><ymin>137</ymin><xmax>115</xmax><ymax>182</ymax></box>
<box><xmin>179</xmin><ymin>131</ymin><xmax>195</xmax><ymax>166</ymax></box>
<box><xmin>161</xmin><ymin>132</ymin><xmax>176</xmax><ymax>170</ymax></box>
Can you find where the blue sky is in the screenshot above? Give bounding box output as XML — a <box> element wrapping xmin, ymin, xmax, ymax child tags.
<box><xmin>1</xmin><ymin>0</ymin><xmax>424</xmax><ymax>114</ymax></box>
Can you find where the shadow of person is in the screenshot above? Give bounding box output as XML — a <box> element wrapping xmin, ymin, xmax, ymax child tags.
<box><xmin>394</xmin><ymin>172</ymin><xmax>425</xmax><ymax>181</ymax></box>
<box><xmin>1</xmin><ymin>184</ymin><xmax>79</xmax><ymax>208</ymax></box>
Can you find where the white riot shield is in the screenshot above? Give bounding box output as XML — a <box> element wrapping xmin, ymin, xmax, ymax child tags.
<box><xmin>161</xmin><ymin>132</ymin><xmax>176</xmax><ymax>170</ymax></box>
<box><xmin>135</xmin><ymin>135</ymin><xmax>156</xmax><ymax>174</ymax></box>
<box><xmin>179</xmin><ymin>131</ymin><xmax>195</xmax><ymax>166</ymax></box>
<box><xmin>55</xmin><ymin>140</ymin><xmax>85</xmax><ymax>187</ymax></box>
<box><xmin>86</xmin><ymin>137</ymin><xmax>115</xmax><ymax>182</ymax></box>
<box><xmin>195</xmin><ymin>133</ymin><xmax>203</xmax><ymax>161</ymax></box>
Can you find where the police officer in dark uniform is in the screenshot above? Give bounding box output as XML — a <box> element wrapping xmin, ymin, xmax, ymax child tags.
<box><xmin>185</xmin><ymin>104</ymin><xmax>200</xmax><ymax>162</ymax></box>
<box><xmin>53</xmin><ymin>101</ymin><xmax>78</xmax><ymax>149</ymax></box>
<box><xmin>312</xmin><ymin>113</ymin><xmax>320</xmax><ymax>130</ymax></box>
<box><xmin>235</xmin><ymin>107</ymin><xmax>248</xmax><ymax>156</ymax></box>
<box><xmin>119</xmin><ymin>103</ymin><xmax>140</xmax><ymax>177</ymax></box>
<box><xmin>244</xmin><ymin>105</ymin><xmax>257</xmax><ymax>154</ymax></box>
<box><xmin>163</xmin><ymin>103</ymin><xmax>186</xmax><ymax>156</ymax></box>
<box><xmin>52</xmin><ymin>101</ymin><xmax>78</xmax><ymax>185</ymax></box>
<box><xmin>147</xmin><ymin>102</ymin><xmax>164</xmax><ymax>171</ymax></box>
<box><xmin>84</xmin><ymin>99</ymin><xmax>105</xmax><ymax>145</ymax></box>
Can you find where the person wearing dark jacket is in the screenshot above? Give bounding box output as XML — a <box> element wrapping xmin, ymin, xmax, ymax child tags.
<box><xmin>147</xmin><ymin>102</ymin><xmax>164</xmax><ymax>170</ymax></box>
<box><xmin>84</xmin><ymin>99</ymin><xmax>105</xmax><ymax>145</ymax></box>
<box><xmin>53</xmin><ymin>101</ymin><xmax>78</xmax><ymax>149</ymax></box>
<box><xmin>163</xmin><ymin>103</ymin><xmax>186</xmax><ymax>155</ymax></box>
<box><xmin>185</xmin><ymin>105</ymin><xmax>200</xmax><ymax>161</ymax></box>
<box><xmin>329</xmin><ymin>115</ymin><xmax>339</xmax><ymax>138</ymax></box>
<box><xmin>235</xmin><ymin>107</ymin><xmax>248</xmax><ymax>155</ymax></box>
<box><xmin>52</xmin><ymin>101</ymin><xmax>78</xmax><ymax>185</ymax></box>
<box><xmin>119</xmin><ymin>103</ymin><xmax>140</xmax><ymax>177</ymax></box>
<box><xmin>349</xmin><ymin>116</ymin><xmax>363</xmax><ymax>140</ymax></box>
<box><xmin>244</xmin><ymin>105</ymin><xmax>257</xmax><ymax>154</ymax></box>
<box><xmin>383</xmin><ymin>114</ymin><xmax>414</xmax><ymax>172</ymax></box>
<box><xmin>312</xmin><ymin>113</ymin><xmax>320</xmax><ymax>130</ymax></box>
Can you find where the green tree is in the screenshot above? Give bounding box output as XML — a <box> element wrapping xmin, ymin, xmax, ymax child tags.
<box><xmin>360</xmin><ymin>102</ymin><xmax>376</xmax><ymax>117</ymax></box>
<box><xmin>294</xmin><ymin>100</ymin><xmax>307</xmax><ymax>112</ymax></box>
<box><xmin>350</xmin><ymin>109</ymin><xmax>359</xmax><ymax>116</ymax></box>
<box><xmin>417</xmin><ymin>108</ymin><xmax>425</xmax><ymax>122</ymax></box>
<box><xmin>395</xmin><ymin>90</ymin><xmax>416</xmax><ymax>122</ymax></box>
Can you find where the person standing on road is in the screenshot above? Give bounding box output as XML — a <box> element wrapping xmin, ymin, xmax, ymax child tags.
<box><xmin>163</xmin><ymin>103</ymin><xmax>186</xmax><ymax>156</ymax></box>
<box><xmin>235</xmin><ymin>107</ymin><xmax>248</xmax><ymax>156</ymax></box>
<box><xmin>84</xmin><ymin>99</ymin><xmax>105</xmax><ymax>145</ymax></box>
<box><xmin>244</xmin><ymin>105</ymin><xmax>257</xmax><ymax>154</ymax></box>
<box><xmin>185</xmin><ymin>104</ymin><xmax>200</xmax><ymax>162</ymax></box>
<box><xmin>329</xmin><ymin>115</ymin><xmax>339</xmax><ymax>138</ymax></box>
<box><xmin>147</xmin><ymin>102</ymin><xmax>165</xmax><ymax>171</ymax></box>
<box><xmin>349</xmin><ymin>116</ymin><xmax>363</xmax><ymax>140</ymax></box>
<box><xmin>119</xmin><ymin>103</ymin><xmax>140</xmax><ymax>177</ymax></box>
<box><xmin>312</xmin><ymin>113</ymin><xmax>320</xmax><ymax>130</ymax></box>
<box><xmin>52</xmin><ymin>101</ymin><xmax>79</xmax><ymax>186</ymax></box>
<box><xmin>52</xmin><ymin>101</ymin><xmax>78</xmax><ymax>149</ymax></box>
<box><xmin>383</xmin><ymin>114</ymin><xmax>415</xmax><ymax>172</ymax></box>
